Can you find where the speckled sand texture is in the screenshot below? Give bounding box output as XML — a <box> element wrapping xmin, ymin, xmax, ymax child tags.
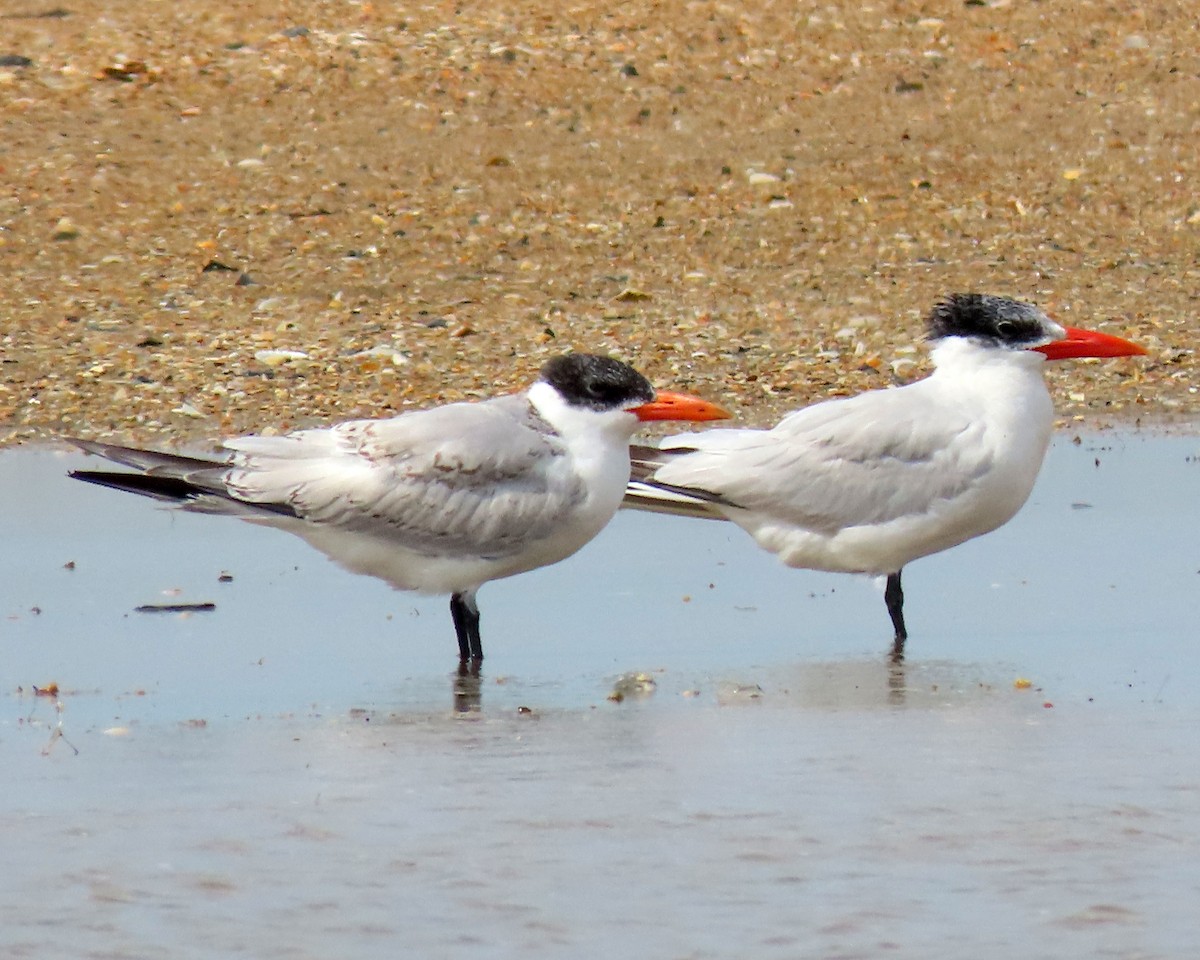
<box><xmin>1</xmin><ymin>1</ymin><xmax>1194</xmax><ymax>445</ymax></box>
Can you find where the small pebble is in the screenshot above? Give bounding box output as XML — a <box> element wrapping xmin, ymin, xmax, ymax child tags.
<box><xmin>51</xmin><ymin>217</ymin><xmax>79</xmax><ymax>240</ymax></box>
<box><xmin>255</xmin><ymin>349</ymin><xmax>310</xmax><ymax>366</ymax></box>
<box><xmin>607</xmin><ymin>672</ymin><xmax>657</xmax><ymax>702</ymax></box>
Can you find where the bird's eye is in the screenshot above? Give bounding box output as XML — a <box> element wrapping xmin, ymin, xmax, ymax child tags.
<box><xmin>996</xmin><ymin>320</ymin><xmax>1017</xmax><ymax>338</ymax></box>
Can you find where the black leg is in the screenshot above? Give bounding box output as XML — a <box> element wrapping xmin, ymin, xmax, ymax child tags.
<box><xmin>885</xmin><ymin>570</ymin><xmax>907</xmax><ymax>663</ymax></box>
<box><xmin>449</xmin><ymin>592</ymin><xmax>483</xmax><ymax>662</ymax></box>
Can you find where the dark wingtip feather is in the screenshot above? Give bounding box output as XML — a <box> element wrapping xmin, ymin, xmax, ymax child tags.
<box><xmin>69</xmin><ymin>470</ymin><xmax>205</xmax><ymax>504</ymax></box>
<box><xmin>69</xmin><ymin>469</ymin><xmax>301</xmax><ymax>518</ymax></box>
<box><xmin>67</xmin><ymin>438</ymin><xmax>229</xmax><ymax>473</ymax></box>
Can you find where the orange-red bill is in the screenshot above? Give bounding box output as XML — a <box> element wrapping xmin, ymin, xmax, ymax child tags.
<box><xmin>1033</xmin><ymin>326</ymin><xmax>1147</xmax><ymax>361</ymax></box>
<box><xmin>633</xmin><ymin>390</ymin><xmax>732</xmax><ymax>423</ymax></box>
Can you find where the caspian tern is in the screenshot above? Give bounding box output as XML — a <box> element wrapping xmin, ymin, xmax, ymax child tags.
<box><xmin>624</xmin><ymin>293</ymin><xmax>1146</xmax><ymax>659</ymax></box>
<box><xmin>69</xmin><ymin>353</ymin><xmax>729</xmax><ymax>663</ymax></box>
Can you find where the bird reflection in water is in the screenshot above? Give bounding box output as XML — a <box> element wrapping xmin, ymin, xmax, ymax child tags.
<box><xmin>453</xmin><ymin>661</ymin><xmax>483</xmax><ymax>714</ymax></box>
<box><xmin>886</xmin><ymin>657</ymin><xmax>908</xmax><ymax>707</ymax></box>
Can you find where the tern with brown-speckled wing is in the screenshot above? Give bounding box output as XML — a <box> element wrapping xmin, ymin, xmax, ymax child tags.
<box><xmin>69</xmin><ymin>353</ymin><xmax>729</xmax><ymax>665</ymax></box>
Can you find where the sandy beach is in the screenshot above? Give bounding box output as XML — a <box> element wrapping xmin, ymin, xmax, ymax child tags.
<box><xmin>1</xmin><ymin>1</ymin><xmax>1194</xmax><ymax>444</ymax></box>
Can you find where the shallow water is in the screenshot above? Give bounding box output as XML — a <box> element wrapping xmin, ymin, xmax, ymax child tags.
<box><xmin>2</xmin><ymin>434</ymin><xmax>1199</xmax><ymax>959</ymax></box>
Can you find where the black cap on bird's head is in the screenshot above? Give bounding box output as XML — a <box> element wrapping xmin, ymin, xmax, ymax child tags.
<box><xmin>927</xmin><ymin>293</ymin><xmax>1058</xmax><ymax>349</ymax></box>
<box><xmin>539</xmin><ymin>353</ymin><xmax>656</xmax><ymax>412</ymax></box>
<box><xmin>537</xmin><ymin>353</ymin><xmax>731</xmax><ymax>423</ymax></box>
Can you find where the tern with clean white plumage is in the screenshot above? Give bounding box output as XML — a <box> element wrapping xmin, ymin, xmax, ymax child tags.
<box><xmin>70</xmin><ymin>353</ymin><xmax>729</xmax><ymax>663</ymax></box>
<box><xmin>625</xmin><ymin>293</ymin><xmax>1147</xmax><ymax>659</ymax></box>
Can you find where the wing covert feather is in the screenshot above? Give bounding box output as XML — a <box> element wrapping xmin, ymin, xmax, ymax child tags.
<box><xmin>225</xmin><ymin>394</ymin><xmax>584</xmax><ymax>557</ymax></box>
<box><xmin>652</xmin><ymin>389</ymin><xmax>989</xmax><ymax>534</ymax></box>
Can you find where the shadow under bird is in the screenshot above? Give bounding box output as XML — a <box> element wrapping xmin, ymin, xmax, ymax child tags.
<box><xmin>70</xmin><ymin>353</ymin><xmax>729</xmax><ymax>663</ymax></box>
<box><xmin>625</xmin><ymin>293</ymin><xmax>1147</xmax><ymax>660</ymax></box>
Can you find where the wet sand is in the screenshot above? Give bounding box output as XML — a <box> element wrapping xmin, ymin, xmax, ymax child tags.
<box><xmin>4</xmin><ymin>435</ymin><xmax>1200</xmax><ymax>958</ymax></box>
<box><xmin>1</xmin><ymin>1</ymin><xmax>1194</xmax><ymax>444</ymax></box>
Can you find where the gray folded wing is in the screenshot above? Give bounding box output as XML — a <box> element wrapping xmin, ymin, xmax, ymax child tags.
<box><xmin>224</xmin><ymin>394</ymin><xmax>586</xmax><ymax>559</ymax></box>
<box><xmin>624</xmin><ymin>388</ymin><xmax>988</xmax><ymax>535</ymax></box>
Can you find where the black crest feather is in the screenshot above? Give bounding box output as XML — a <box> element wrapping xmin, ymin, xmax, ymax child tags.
<box><xmin>539</xmin><ymin>354</ymin><xmax>655</xmax><ymax>411</ymax></box>
<box><xmin>927</xmin><ymin>293</ymin><xmax>1052</xmax><ymax>348</ymax></box>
